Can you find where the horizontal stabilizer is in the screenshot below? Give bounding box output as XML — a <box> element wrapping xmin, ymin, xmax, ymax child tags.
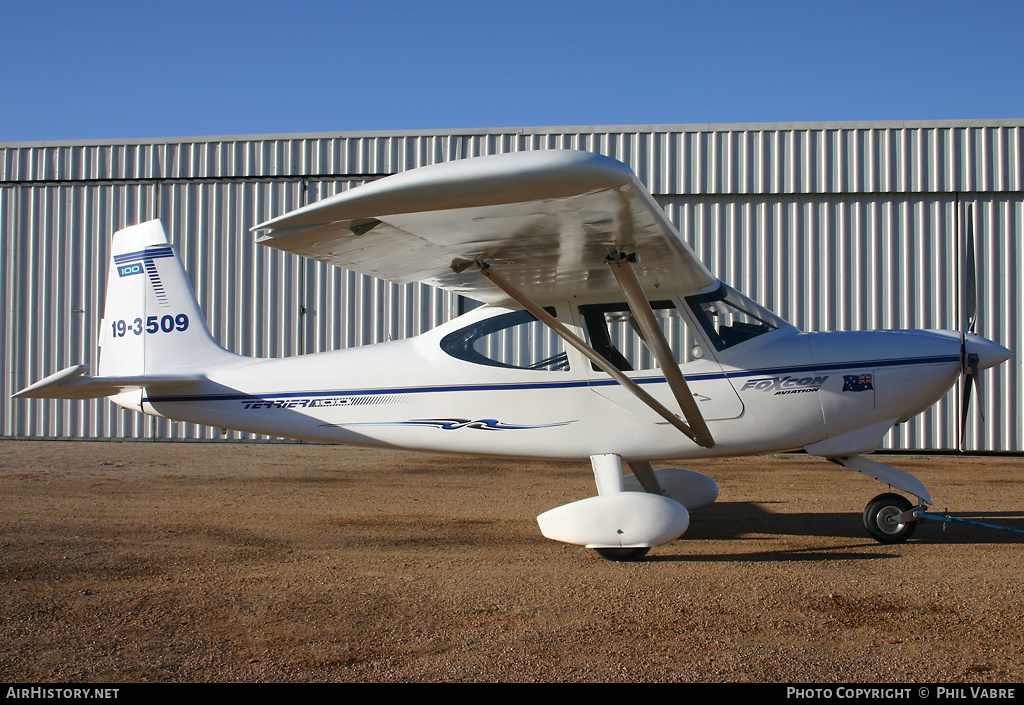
<box><xmin>13</xmin><ymin>364</ymin><xmax>204</xmax><ymax>400</ymax></box>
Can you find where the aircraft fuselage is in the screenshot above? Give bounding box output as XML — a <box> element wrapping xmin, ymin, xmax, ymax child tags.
<box><xmin>128</xmin><ymin>301</ymin><xmax>974</xmax><ymax>462</ymax></box>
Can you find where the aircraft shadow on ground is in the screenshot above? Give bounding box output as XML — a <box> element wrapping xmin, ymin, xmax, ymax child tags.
<box><xmin>650</xmin><ymin>502</ymin><xmax>1024</xmax><ymax>562</ymax></box>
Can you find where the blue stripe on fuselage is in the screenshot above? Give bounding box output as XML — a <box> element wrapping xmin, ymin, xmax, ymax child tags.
<box><xmin>141</xmin><ymin>355</ymin><xmax>960</xmax><ymax>404</ymax></box>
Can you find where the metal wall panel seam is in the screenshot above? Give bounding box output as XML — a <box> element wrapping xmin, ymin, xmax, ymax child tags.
<box><xmin>0</xmin><ymin>123</ymin><xmax>999</xmax><ymax>189</ymax></box>
<box><xmin>2</xmin><ymin>122</ymin><xmax>1022</xmax><ymax>447</ymax></box>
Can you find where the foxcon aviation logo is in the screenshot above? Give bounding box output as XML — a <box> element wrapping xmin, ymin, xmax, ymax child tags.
<box><xmin>740</xmin><ymin>374</ymin><xmax>828</xmax><ymax>395</ymax></box>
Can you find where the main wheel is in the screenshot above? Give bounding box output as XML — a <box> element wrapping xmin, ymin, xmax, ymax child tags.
<box><xmin>594</xmin><ymin>547</ymin><xmax>650</xmax><ymax>562</ymax></box>
<box><xmin>863</xmin><ymin>493</ymin><xmax>916</xmax><ymax>544</ymax></box>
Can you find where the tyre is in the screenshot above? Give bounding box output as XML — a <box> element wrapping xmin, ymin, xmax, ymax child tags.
<box><xmin>863</xmin><ymin>493</ymin><xmax>917</xmax><ymax>544</ymax></box>
<box><xmin>593</xmin><ymin>546</ymin><xmax>650</xmax><ymax>561</ymax></box>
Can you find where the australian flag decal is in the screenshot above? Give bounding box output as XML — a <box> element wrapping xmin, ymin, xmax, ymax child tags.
<box><xmin>842</xmin><ymin>374</ymin><xmax>874</xmax><ymax>392</ymax></box>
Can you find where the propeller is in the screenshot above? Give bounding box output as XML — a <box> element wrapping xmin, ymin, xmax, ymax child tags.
<box><xmin>959</xmin><ymin>204</ymin><xmax>984</xmax><ymax>450</ymax></box>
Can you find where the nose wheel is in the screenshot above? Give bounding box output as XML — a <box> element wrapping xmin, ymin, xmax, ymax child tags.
<box><xmin>863</xmin><ymin>493</ymin><xmax>917</xmax><ymax>543</ymax></box>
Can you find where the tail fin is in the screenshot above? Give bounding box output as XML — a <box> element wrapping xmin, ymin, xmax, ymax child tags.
<box><xmin>98</xmin><ymin>220</ymin><xmax>231</xmax><ymax>377</ymax></box>
<box><xmin>15</xmin><ymin>220</ymin><xmax>230</xmax><ymax>402</ymax></box>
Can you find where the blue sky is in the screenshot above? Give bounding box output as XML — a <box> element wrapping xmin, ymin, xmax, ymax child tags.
<box><xmin>3</xmin><ymin>0</ymin><xmax>1022</xmax><ymax>143</ymax></box>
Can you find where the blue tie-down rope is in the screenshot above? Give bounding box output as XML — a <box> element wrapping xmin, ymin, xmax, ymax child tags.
<box><xmin>916</xmin><ymin>511</ymin><xmax>1024</xmax><ymax>536</ymax></box>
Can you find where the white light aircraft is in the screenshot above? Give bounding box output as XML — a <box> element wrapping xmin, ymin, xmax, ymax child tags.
<box><xmin>15</xmin><ymin>150</ymin><xmax>1012</xmax><ymax>560</ymax></box>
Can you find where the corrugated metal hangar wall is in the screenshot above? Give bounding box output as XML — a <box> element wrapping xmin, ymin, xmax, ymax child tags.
<box><xmin>1</xmin><ymin>120</ymin><xmax>1022</xmax><ymax>450</ymax></box>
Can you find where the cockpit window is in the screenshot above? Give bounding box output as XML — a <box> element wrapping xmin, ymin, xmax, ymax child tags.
<box><xmin>686</xmin><ymin>283</ymin><xmax>788</xmax><ymax>351</ymax></box>
<box><xmin>578</xmin><ymin>301</ymin><xmax>703</xmax><ymax>372</ymax></box>
<box><xmin>440</xmin><ymin>308</ymin><xmax>569</xmax><ymax>371</ymax></box>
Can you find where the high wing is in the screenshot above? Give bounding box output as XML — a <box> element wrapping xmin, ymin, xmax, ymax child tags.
<box><xmin>252</xmin><ymin>150</ymin><xmax>716</xmax><ymax>304</ymax></box>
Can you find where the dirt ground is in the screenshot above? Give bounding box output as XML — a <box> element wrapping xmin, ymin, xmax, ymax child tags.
<box><xmin>1</xmin><ymin>440</ymin><xmax>1023</xmax><ymax>683</ymax></box>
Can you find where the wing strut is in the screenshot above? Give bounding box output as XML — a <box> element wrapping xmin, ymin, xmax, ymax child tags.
<box><xmin>468</xmin><ymin>260</ymin><xmax>714</xmax><ymax>448</ymax></box>
<box><xmin>606</xmin><ymin>252</ymin><xmax>715</xmax><ymax>447</ymax></box>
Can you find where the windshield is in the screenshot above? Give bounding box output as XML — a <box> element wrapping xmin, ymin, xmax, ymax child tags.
<box><xmin>686</xmin><ymin>283</ymin><xmax>788</xmax><ymax>352</ymax></box>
